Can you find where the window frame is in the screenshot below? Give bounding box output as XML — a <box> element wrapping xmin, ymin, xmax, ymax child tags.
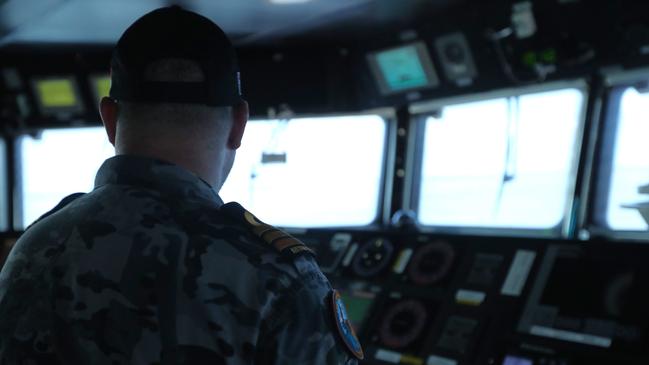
<box><xmin>408</xmin><ymin>80</ymin><xmax>589</xmax><ymax>238</ymax></box>
<box><xmin>584</xmin><ymin>68</ymin><xmax>649</xmax><ymax>241</ymax></box>
<box><xmin>0</xmin><ymin>136</ymin><xmax>8</xmax><ymax>232</ymax></box>
<box><xmin>12</xmin><ymin>132</ymin><xmax>24</xmax><ymax>231</ymax></box>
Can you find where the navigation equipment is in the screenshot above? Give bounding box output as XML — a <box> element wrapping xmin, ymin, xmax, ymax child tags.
<box><xmin>340</xmin><ymin>290</ymin><xmax>376</xmax><ymax>333</ymax></box>
<box><xmin>518</xmin><ymin>245</ymin><xmax>649</xmax><ymax>351</ymax></box>
<box><xmin>351</xmin><ymin>237</ymin><xmax>395</xmax><ymax>278</ymax></box>
<box><xmin>367</xmin><ymin>42</ymin><xmax>439</xmax><ymax>95</ymax></box>
<box><xmin>407</xmin><ymin>240</ymin><xmax>456</xmax><ymax>285</ymax></box>
<box><xmin>32</xmin><ymin>76</ymin><xmax>83</xmax><ymax>115</ymax></box>
<box><xmin>371</xmin><ymin>295</ymin><xmax>437</xmax><ymax>354</ymax></box>
<box><xmin>434</xmin><ymin>32</ymin><xmax>478</xmax><ymax>84</ymax></box>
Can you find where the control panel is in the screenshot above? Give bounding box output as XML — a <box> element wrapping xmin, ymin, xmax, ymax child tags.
<box><xmin>295</xmin><ymin>230</ymin><xmax>649</xmax><ymax>365</ymax></box>
<box><xmin>2</xmin><ymin>229</ymin><xmax>648</xmax><ymax>364</ymax></box>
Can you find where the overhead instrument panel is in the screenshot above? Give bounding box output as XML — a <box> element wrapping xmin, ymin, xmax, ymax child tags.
<box><xmin>367</xmin><ymin>42</ymin><xmax>440</xmax><ymax>96</ymax></box>
<box><xmin>434</xmin><ymin>33</ymin><xmax>478</xmax><ymax>85</ymax></box>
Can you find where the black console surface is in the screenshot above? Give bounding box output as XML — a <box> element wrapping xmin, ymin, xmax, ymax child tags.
<box><xmin>292</xmin><ymin>230</ymin><xmax>649</xmax><ymax>365</ymax></box>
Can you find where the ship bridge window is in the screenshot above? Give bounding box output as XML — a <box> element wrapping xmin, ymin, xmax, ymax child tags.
<box><xmin>599</xmin><ymin>86</ymin><xmax>649</xmax><ymax>231</ymax></box>
<box><xmin>220</xmin><ymin>115</ymin><xmax>387</xmax><ymax>227</ymax></box>
<box><xmin>19</xmin><ymin>128</ymin><xmax>114</xmax><ymax>228</ymax></box>
<box><xmin>415</xmin><ymin>86</ymin><xmax>585</xmax><ymax>233</ymax></box>
<box><xmin>18</xmin><ymin>115</ymin><xmax>387</xmax><ymax>229</ymax></box>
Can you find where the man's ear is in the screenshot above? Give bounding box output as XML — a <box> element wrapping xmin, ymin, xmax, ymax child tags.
<box><xmin>227</xmin><ymin>100</ymin><xmax>248</xmax><ymax>150</ymax></box>
<box><xmin>99</xmin><ymin>97</ymin><xmax>118</xmax><ymax>146</ymax></box>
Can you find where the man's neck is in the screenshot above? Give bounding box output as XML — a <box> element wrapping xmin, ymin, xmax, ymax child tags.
<box><xmin>115</xmin><ymin>147</ymin><xmax>224</xmax><ymax>189</ymax></box>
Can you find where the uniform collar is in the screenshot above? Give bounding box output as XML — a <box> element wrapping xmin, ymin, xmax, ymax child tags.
<box><xmin>94</xmin><ymin>155</ymin><xmax>224</xmax><ymax>206</ymax></box>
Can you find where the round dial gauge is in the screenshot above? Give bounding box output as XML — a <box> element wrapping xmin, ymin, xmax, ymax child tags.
<box><xmin>407</xmin><ymin>241</ymin><xmax>455</xmax><ymax>285</ymax></box>
<box><xmin>378</xmin><ymin>299</ymin><xmax>428</xmax><ymax>349</ymax></box>
<box><xmin>352</xmin><ymin>237</ymin><xmax>395</xmax><ymax>278</ymax></box>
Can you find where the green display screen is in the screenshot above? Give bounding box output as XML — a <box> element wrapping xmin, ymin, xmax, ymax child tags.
<box><xmin>36</xmin><ymin>78</ymin><xmax>78</xmax><ymax>108</ymax></box>
<box><xmin>340</xmin><ymin>292</ymin><xmax>374</xmax><ymax>332</ymax></box>
<box><xmin>376</xmin><ymin>45</ymin><xmax>429</xmax><ymax>92</ymax></box>
<box><xmin>94</xmin><ymin>76</ymin><xmax>111</xmax><ymax>102</ymax></box>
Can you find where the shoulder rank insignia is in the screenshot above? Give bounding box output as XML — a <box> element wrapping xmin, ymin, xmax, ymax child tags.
<box><xmin>331</xmin><ymin>290</ymin><xmax>364</xmax><ymax>360</ymax></box>
<box><xmin>220</xmin><ymin>202</ymin><xmax>315</xmax><ymax>257</ymax></box>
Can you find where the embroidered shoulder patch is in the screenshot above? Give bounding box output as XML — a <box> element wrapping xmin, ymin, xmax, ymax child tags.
<box><xmin>331</xmin><ymin>290</ymin><xmax>364</xmax><ymax>360</ymax></box>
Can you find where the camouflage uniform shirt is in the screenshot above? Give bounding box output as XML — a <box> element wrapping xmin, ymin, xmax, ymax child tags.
<box><xmin>0</xmin><ymin>155</ymin><xmax>357</xmax><ymax>365</ymax></box>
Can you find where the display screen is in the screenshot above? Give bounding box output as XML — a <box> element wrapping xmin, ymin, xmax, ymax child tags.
<box><xmin>34</xmin><ymin>78</ymin><xmax>78</xmax><ymax>108</ymax></box>
<box><xmin>519</xmin><ymin>246</ymin><xmax>649</xmax><ymax>349</ymax></box>
<box><xmin>93</xmin><ymin>75</ymin><xmax>111</xmax><ymax>103</ymax></box>
<box><xmin>377</xmin><ymin>45</ymin><xmax>429</xmax><ymax>90</ymax></box>
<box><xmin>540</xmin><ymin>257</ymin><xmax>647</xmax><ymax>322</ymax></box>
<box><xmin>368</xmin><ymin>42</ymin><xmax>439</xmax><ymax>95</ymax></box>
<box><xmin>340</xmin><ymin>292</ymin><xmax>375</xmax><ymax>332</ymax></box>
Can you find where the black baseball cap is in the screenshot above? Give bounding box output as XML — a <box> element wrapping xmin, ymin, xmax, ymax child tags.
<box><xmin>109</xmin><ymin>5</ymin><xmax>242</xmax><ymax>106</ymax></box>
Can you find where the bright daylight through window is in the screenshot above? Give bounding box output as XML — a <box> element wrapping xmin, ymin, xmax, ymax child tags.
<box><xmin>417</xmin><ymin>88</ymin><xmax>584</xmax><ymax>229</ymax></box>
<box><xmin>606</xmin><ymin>88</ymin><xmax>649</xmax><ymax>231</ymax></box>
<box><xmin>20</xmin><ymin>115</ymin><xmax>386</xmax><ymax>229</ymax></box>
<box><xmin>20</xmin><ymin>128</ymin><xmax>114</xmax><ymax>228</ymax></box>
<box><xmin>220</xmin><ymin>115</ymin><xmax>386</xmax><ymax>227</ymax></box>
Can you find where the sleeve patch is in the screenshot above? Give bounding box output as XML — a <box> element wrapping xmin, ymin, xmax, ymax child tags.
<box><xmin>331</xmin><ymin>290</ymin><xmax>364</xmax><ymax>360</ymax></box>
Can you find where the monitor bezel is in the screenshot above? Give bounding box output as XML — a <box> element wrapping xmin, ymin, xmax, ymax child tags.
<box><xmin>367</xmin><ymin>41</ymin><xmax>440</xmax><ymax>96</ymax></box>
<box><xmin>31</xmin><ymin>76</ymin><xmax>84</xmax><ymax>116</ymax></box>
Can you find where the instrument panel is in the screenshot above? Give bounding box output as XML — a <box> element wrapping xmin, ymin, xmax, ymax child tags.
<box><xmin>1</xmin><ymin>229</ymin><xmax>649</xmax><ymax>364</ymax></box>
<box><xmin>294</xmin><ymin>230</ymin><xmax>649</xmax><ymax>365</ymax></box>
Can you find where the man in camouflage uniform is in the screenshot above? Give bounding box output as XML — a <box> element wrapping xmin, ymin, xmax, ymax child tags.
<box><xmin>0</xmin><ymin>6</ymin><xmax>361</xmax><ymax>365</ymax></box>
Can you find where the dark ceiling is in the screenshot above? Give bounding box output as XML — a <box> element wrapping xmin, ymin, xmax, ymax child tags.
<box><xmin>0</xmin><ymin>0</ymin><xmax>462</xmax><ymax>47</ymax></box>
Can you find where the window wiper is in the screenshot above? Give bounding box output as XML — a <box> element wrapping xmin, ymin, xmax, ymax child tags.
<box><xmin>494</xmin><ymin>95</ymin><xmax>520</xmax><ymax>216</ymax></box>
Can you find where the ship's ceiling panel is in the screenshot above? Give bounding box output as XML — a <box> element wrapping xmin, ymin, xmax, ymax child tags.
<box><xmin>0</xmin><ymin>0</ymin><xmax>462</xmax><ymax>47</ymax></box>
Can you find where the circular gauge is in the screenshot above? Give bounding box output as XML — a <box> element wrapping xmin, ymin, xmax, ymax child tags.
<box><xmin>407</xmin><ymin>241</ymin><xmax>455</xmax><ymax>285</ymax></box>
<box><xmin>352</xmin><ymin>238</ymin><xmax>395</xmax><ymax>278</ymax></box>
<box><xmin>378</xmin><ymin>299</ymin><xmax>428</xmax><ymax>349</ymax></box>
